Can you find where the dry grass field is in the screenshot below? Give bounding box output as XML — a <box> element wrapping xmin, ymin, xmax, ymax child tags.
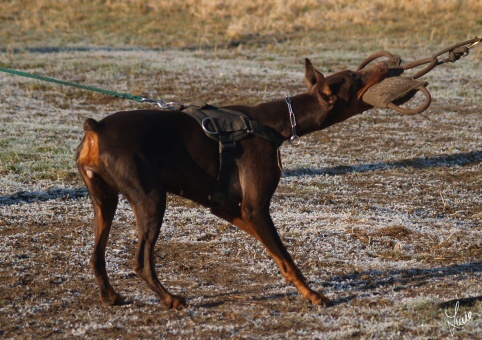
<box><xmin>1</xmin><ymin>0</ymin><xmax>482</xmax><ymax>338</ymax></box>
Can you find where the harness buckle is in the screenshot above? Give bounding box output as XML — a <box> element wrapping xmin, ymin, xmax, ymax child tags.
<box><xmin>242</xmin><ymin>117</ymin><xmax>253</xmax><ymax>134</ymax></box>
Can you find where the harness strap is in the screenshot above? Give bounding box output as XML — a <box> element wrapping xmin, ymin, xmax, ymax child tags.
<box><xmin>247</xmin><ymin>119</ymin><xmax>285</xmax><ymax>149</ymax></box>
<box><xmin>182</xmin><ymin>104</ymin><xmax>285</xmax><ymax>148</ymax></box>
<box><xmin>211</xmin><ymin>135</ymin><xmax>237</xmax><ymax>206</ymax></box>
<box><xmin>180</xmin><ymin>104</ymin><xmax>285</xmax><ymax>207</ymax></box>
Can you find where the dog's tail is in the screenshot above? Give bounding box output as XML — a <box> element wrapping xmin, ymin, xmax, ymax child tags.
<box><xmin>83</xmin><ymin>118</ymin><xmax>101</xmax><ymax>132</ymax></box>
<box><xmin>77</xmin><ymin>118</ymin><xmax>101</xmax><ymax>179</ymax></box>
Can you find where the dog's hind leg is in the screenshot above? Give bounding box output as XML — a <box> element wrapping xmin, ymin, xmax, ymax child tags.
<box><xmin>81</xmin><ymin>173</ymin><xmax>122</xmax><ymax>305</ymax></box>
<box><xmin>128</xmin><ymin>185</ymin><xmax>186</xmax><ymax>310</ymax></box>
<box><xmin>77</xmin><ymin>128</ymin><xmax>123</xmax><ymax>305</ymax></box>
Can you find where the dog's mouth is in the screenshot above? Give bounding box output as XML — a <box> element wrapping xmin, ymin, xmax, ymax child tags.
<box><xmin>357</xmin><ymin>62</ymin><xmax>390</xmax><ymax>100</ymax></box>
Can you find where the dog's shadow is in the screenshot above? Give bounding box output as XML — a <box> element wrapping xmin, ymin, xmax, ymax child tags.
<box><xmin>0</xmin><ymin>187</ymin><xmax>88</xmax><ymax>206</ymax></box>
<box><xmin>283</xmin><ymin>149</ymin><xmax>482</xmax><ymax>177</ymax></box>
<box><xmin>193</xmin><ymin>262</ymin><xmax>482</xmax><ymax>309</ymax></box>
<box><xmin>325</xmin><ymin>262</ymin><xmax>482</xmax><ymax>307</ymax></box>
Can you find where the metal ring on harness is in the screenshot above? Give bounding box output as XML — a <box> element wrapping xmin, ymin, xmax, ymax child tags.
<box><xmin>201</xmin><ymin>117</ymin><xmax>219</xmax><ymax>135</ymax></box>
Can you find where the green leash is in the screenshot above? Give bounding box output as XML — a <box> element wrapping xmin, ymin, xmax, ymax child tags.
<box><xmin>0</xmin><ymin>67</ymin><xmax>178</xmax><ymax>109</ymax></box>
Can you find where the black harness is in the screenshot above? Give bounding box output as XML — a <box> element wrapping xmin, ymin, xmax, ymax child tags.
<box><xmin>180</xmin><ymin>104</ymin><xmax>285</xmax><ymax>207</ymax></box>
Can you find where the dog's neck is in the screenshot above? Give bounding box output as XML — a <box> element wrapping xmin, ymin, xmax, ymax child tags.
<box><xmin>224</xmin><ymin>89</ymin><xmax>366</xmax><ymax>143</ymax></box>
<box><xmin>237</xmin><ymin>93</ymin><xmax>337</xmax><ymax>140</ymax></box>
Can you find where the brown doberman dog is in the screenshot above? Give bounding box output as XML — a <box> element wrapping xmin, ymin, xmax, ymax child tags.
<box><xmin>76</xmin><ymin>59</ymin><xmax>389</xmax><ymax>309</ymax></box>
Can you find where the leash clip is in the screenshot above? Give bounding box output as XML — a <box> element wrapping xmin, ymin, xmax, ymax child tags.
<box><xmin>141</xmin><ymin>97</ymin><xmax>179</xmax><ymax>110</ymax></box>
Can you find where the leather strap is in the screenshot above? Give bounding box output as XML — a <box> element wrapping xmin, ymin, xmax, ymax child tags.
<box><xmin>180</xmin><ymin>104</ymin><xmax>285</xmax><ymax>207</ymax></box>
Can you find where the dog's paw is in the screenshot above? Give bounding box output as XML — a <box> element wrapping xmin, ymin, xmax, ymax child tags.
<box><xmin>100</xmin><ymin>291</ymin><xmax>124</xmax><ymax>306</ymax></box>
<box><xmin>163</xmin><ymin>294</ymin><xmax>187</xmax><ymax>310</ymax></box>
<box><xmin>310</xmin><ymin>292</ymin><xmax>333</xmax><ymax>307</ymax></box>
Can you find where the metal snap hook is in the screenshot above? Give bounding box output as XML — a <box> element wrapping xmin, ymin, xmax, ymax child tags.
<box><xmin>141</xmin><ymin>98</ymin><xmax>178</xmax><ymax>110</ymax></box>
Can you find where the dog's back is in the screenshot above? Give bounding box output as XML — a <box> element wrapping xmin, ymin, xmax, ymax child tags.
<box><xmin>77</xmin><ymin>110</ymin><xmax>221</xmax><ymax>205</ymax></box>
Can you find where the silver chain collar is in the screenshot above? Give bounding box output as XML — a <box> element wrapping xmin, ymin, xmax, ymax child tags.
<box><xmin>284</xmin><ymin>95</ymin><xmax>301</xmax><ymax>145</ymax></box>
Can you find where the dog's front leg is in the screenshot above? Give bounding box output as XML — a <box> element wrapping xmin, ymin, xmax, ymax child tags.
<box><xmin>212</xmin><ymin>207</ymin><xmax>332</xmax><ymax>306</ymax></box>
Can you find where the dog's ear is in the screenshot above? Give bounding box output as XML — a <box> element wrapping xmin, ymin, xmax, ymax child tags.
<box><xmin>305</xmin><ymin>58</ymin><xmax>317</xmax><ymax>89</ymax></box>
<box><xmin>305</xmin><ymin>58</ymin><xmax>332</xmax><ymax>98</ymax></box>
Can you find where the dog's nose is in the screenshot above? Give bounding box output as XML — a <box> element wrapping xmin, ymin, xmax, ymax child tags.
<box><xmin>357</xmin><ymin>62</ymin><xmax>390</xmax><ymax>100</ymax></box>
<box><xmin>381</xmin><ymin>62</ymin><xmax>390</xmax><ymax>74</ymax></box>
<box><xmin>359</xmin><ymin>61</ymin><xmax>389</xmax><ymax>79</ymax></box>
<box><xmin>374</xmin><ymin>61</ymin><xmax>390</xmax><ymax>77</ymax></box>
<box><xmin>369</xmin><ymin>62</ymin><xmax>390</xmax><ymax>82</ymax></box>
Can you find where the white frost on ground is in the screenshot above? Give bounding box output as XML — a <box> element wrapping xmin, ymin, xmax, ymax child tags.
<box><xmin>1</xmin><ymin>48</ymin><xmax>481</xmax><ymax>338</ymax></box>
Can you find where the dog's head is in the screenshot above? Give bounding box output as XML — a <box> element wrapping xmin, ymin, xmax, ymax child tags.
<box><xmin>304</xmin><ymin>58</ymin><xmax>389</xmax><ymax>124</ymax></box>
